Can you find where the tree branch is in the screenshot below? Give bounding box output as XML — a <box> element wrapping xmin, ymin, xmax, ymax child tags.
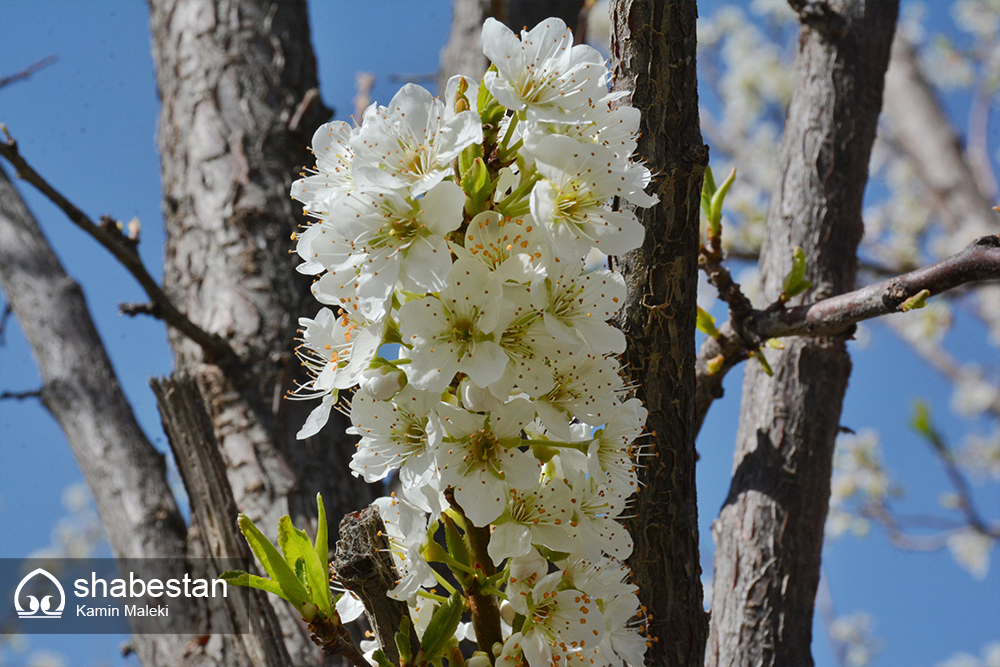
<box><xmin>695</xmin><ymin>235</ymin><xmax>1000</xmax><ymax>436</ymax></box>
<box><xmin>0</xmin><ymin>54</ymin><xmax>57</xmax><ymax>90</ymax></box>
<box><xmin>0</xmin><ymin>129</ymin><xmax>239</xmax><ymax>368</ymax></box>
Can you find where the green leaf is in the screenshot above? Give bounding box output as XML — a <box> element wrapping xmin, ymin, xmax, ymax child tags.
<box><xmin>236</xmin><ymin>515</ymin><xmax>315</xmax><ymax>619</ymax></box>
<box><xmin>911</xmin><ymin>400</ymin><xmax>946</xmax><ymax>453</ymax></box>
<box><xmin>371</xmin><ymin>649</ymin><xmax>395</xmax><ymax>667</ymax></box>
<box><xmin>219</xmin><ymin>571</ymin><xmax>290</xmax><ymax>602</ymax></box>
<box><xmin>442</xmin><ymin>513</ymin><xmax>470</xmax><ymax>570</ymax></box>
<box><xmin>899</xmin><ymin>289</ymin><xmax>931</xmax><ymax>312</ymax></box>
<box><xmin>278</xmin><ymin>516</ymin><xmax>334</xmax><ymax>619</ymax></box>
<box><xmin>700</xmin><ymin>165</ymin><xmax>716</xmax><ymax>219</ymax></box>
<box><xmin>753</xmin><ymin>350</ymin><xmax>773</xmax><ymax>377</ymax></box>
<box><xmin>709</xmin><ymin>166</ymin><xmax>737</xmax><ymax>236</ymax></box>
<box><xmin>418</xmin><ymin>592</ymin><xmax>465</xmax><ymax>663</ymax></box>
<box><xmin>315</xmin><ymin>493</ymin><xmax>329</xmax><ymax>578</ymax></box>
<box><xmin>696</xmin><ymin>306</ymin><xmax>721</xmax><ymax>339</ymax></box>
<box><xmin>395</xmin><ymin>614</ymin><xmax>413</xmax><ymax>667</ymax></box>
<box><xmin>781</xmin><ymin>246</ymin><xmax>812</xmax><ymax>300</ymax></box>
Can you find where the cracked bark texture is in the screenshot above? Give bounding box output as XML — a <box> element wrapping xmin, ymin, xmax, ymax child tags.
<box><xmin>706</xmin><ymin>3</ymin><xmax>899</xmax><ymax>667</ymax></box>
<box><xmin>609</xmin><ymin>3</ymin><xmax>709</xmax><ymax>665</ymax></box>
<box><xmin>149</xmin><ymin>1</ymin><xmax>378</xmax><ymax>662</ymax></box>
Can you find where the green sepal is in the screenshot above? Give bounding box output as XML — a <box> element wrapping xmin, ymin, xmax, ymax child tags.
<box><xmin>236</xmin><ymin>514</ymin><xmax>315</xmax><ymax>620</ymax></box>
<box><xmin>418</xmin><ymin>592</ymin><xmax>465</xmax><ymax>663</ymax></box>
<box><xmin>395</xmin><ymin>614</ymin><xmax>414</xmax><ymax>667</ymax></box>
<box><xmin>512</xmin><ymin>612</ymin><xmax>526</xmax><ymax>635</ymax></box>
<box><xmin>459</xmin><ymin>142</ymin><xmax>484</xmax><ymax>183</ymax></box>
<box><xmin>442</xmin><ymin>513</ymin><xmax>471</xmax><ymax>570</ymax></box>
<box><xmin>461</xmin><ymin>158</ymin><xmax>495</xmax><ymax>216</ymax></box>
<box><xmin>899</xmin><ymin>289</ymin><xmax>931</xmax><ymax>312</ymax></box>
<box><xmin>781</xmin><ymin>246</ymin><xmax>812</xmax><ymax>301</ymax></box>
<box><xmin>371</xmin><ymin>649</ymin><xmax>395</xmax><ymax>667</ymax></box>
<box><xmin>696</xmin><ymin>306</ymin><xmax>721</xmax><ymax>339</ymax></box>
<box><xmin>477</xmin><ymin>69</ymin><xmax>496</xmax><ymax>116</ymax></box>
<box><xmin>278</xmin><ymin>515</ymin><xmax>334</xmax><ymax>619</ymax></box>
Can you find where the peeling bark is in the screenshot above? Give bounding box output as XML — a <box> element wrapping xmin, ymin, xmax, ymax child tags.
<box><xmin>609</xmin><ymin>2</ymin><xmax>709</xmax><ymax>665</ymax></box>
<box><xmin>706</xmin><ymin>3</ymin><xmax>899</xmax><ymax>666</ymax></box>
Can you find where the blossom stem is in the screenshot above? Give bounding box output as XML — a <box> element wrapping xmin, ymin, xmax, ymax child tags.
<box><xmin>496</xmin><ymin>166</ymin><xmax>540</xmax><ymax>217</ymax></box>
<box><xmin>446</xmin><ymin>489</ymin><xmax>503</xmax><ymax>663</ymax></box>
<box><xmin>529</xmin><ymin>439</ymin><xmax>591</xmax><ymax>453</ymax></box>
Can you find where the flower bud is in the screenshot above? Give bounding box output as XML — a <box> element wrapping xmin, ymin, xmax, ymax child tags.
<box><xmin>360</xmin><ymin>365</ymin><xmax>406</xmax><ymax>400</ymax></box>
<box><xmin>468</xmin><ymin>652</ymin><xmax>492</xmax><ymax>667</ymax></box>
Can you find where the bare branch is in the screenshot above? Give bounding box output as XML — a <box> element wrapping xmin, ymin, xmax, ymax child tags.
<box><xmin>0</xmin><ymin>129</ymin><xmax>239</xmax><ymax>368</ymax></box>
<box><xmin>0</xmin><ymin>388</ymin><xmax>42</xmax><ymax>401</ymax></box>
<box><xmin>696</xmin><ymin>235</ymin><xmax>999</xmax><ymax>436</ymax></box>
<box><xmin>0</xmin><ymin>54</ymin><xmax>58</xmax><ymax>90</ymax></box>
<box><xmin>749</xmin><ymin>234</ymin><xmax>1000</xmax><ymax>340</ymax></box>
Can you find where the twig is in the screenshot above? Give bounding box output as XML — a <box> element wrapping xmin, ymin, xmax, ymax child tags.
<box><xmin>0</xmin><ymin>388</ymin><xmax>42</xmax><ymax>401</ymax></box>
<box><xmin>0</xmin><ymin>302</ymin><xmax>11</xmax><ymax>345</ymax></box>
<box><xmin>0</xmin><ymin>54</ymin><xmax>58</xmax><ymax>90</ymax></box>
<box><xmin>119</xmin><ymin>302</ymin><xmax>160</xmax><ymax>318</ymax></box>
<box><xmin>747</xmin><ymin>235</ymin><xmax>1000</xmax><ymax>340</ymax></box>
<box><xmin>0</xmin><ymin>127</ymin><xmax>239</xmax><ymax>368</ymax></box>
<box><xmin>694</xmin><ymin>235</ymin><xmax>1000</xmax><ymax>435</ymax></box>
<box><xmin>387</xmin><ymin>72</ymin><xmax>436</xmax><ymax>84</ymax></box>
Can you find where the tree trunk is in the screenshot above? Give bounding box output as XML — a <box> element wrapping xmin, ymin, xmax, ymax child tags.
<box><xmin>609</xmin><ymin>3</ymin><xmax>709</xmax><ymax>666</ymax></box>
<box><xmin>148</xmin><ymin>1</ymin><xmax>378</xmax><ymax>662</ymax></box>
<box><xmin>706</xmin><ymin>3</ymin><xmax>898</xmax><ymax>666</ymax></box>
<box><xmin>0</xmin><ymin>166</ymin><xmax>210</xmax><ymax>666</ymax></box>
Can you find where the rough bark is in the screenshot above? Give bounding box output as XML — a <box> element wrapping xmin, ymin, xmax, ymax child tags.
<box><xmin>706</xmin><ymin>3</ymin><xmax>899</xmax><ymax>667</ymax></box>
<box><xmin>149</xmin><ymin>2</ymin><xmax>380</xmax><ymax>662</ymax></box>
<box><xmin>0</xmin><ymin>165</ymin><xmax>205</xmax><ymax>666</ymax></box>
<box><xmin>609</xmin><ymin>3</ymin><xmax>709</xmax><ymax>666</ymax></box>
<box><xmin>151</xmin><ymin>374</ymin><xmax>293</xmax><ymax>667</ymax></box>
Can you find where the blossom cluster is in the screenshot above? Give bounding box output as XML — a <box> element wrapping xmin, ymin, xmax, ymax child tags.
<box><xmin>290</xmin><ymin>17</ymin><xmax>656</xmax><ymax>667</ymax></box>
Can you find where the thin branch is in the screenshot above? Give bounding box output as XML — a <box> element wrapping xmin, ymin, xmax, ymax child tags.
<box><xmin>0</xmin><ymin>54</ymin><xmax>58</xmax><ymax>90</ymax></box>
<box><xmin>0</xmin><ymin>388</ymin><xmax>42</xmax><ymax>401</ymax></box>
<box><xmin>0</xmin><ymin>302</ymin><xmax>11</xmax><ymax>344</ymax></box>
<box><xmin>0</xmin><ymin>128</ymin><xmax>239</xmax><ymax>368</ymax></box>
<box><xmin>695</xmin><ymin>235</ymin><xmax>1000</xmax><ymax>436</ymax></box>
<box><xmin>748</xmin><ymin>234</ymin><xmax>1000</xmax><ymax>340</ymax></box>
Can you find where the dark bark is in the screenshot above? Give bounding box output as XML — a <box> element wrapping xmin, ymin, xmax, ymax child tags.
<box><xmin>0</xmin><ymin>165</ymin><xmax>205</xmax><ymax>666</ymax></box>
<box><xmin>609</xmin><ymin>3</ymin><xmax>709</xmax><ymax>666</ymax></box>
<box><xmin>148</xmin><ymin>1</ymin><xmax>380</xmax><ymax>661</ymax></box>
<box><xmin>706</xmin><ymin>3</ymin><xmax>899</xmax><ymax>667</ymax></box>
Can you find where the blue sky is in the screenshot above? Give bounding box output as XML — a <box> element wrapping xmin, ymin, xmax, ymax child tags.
<box><xmin>0</xmin><ymin>1</ymin><xmax>997</xmax><ymax>666</ymax></box>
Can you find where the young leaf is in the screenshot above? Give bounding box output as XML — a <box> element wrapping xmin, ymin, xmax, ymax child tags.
<box><xmin>371</xmin><ymin>649</ymin><xmax>395</xmax><ymax>667</ymax></box>
<box><xmin>237</xmin><ymin>514</ymin><xmax>314</xmax><ymax>619</ymax></box>
<box><xmin>899</xmin><ymin>289</ymin><xmax>931</xmax><ymax>312</ymax></box>
<box><xmin>696</xmin><ymin>306</ymin><xmax>721</xmax><ymax>339</ymax></box>
<box><xmin>315</xmin><ymin>493</ymin><xmax>329</xmax><ymax>577</ymax></box>
<box><xmin>418</xmin><ymin>592</ymin><xmax>465</xmax><ymax>663</ymax></box>
<box><xmin>219</xmin><ymin>570</ymin><xmax>290</xmax><ymax>602</ymax></box>
<box><xmin>781</xmin><ymin>246</ymin><xmax>812</xmax><ymax>301</ymax></box>
<box><xmin>709</xmin><ymin>166</ymin><xmax>737</xmax><ymax>232</ymax></box>
<box><xmin>395</xmin><ymin>614</ymin><xmax>413</xmax><ymax>667</ymax></box>
<box><xmin>701</xmin><ymin>165</ymin><xmax>716</xmax><ymax>219</ymax></box>
<box><xmin>278</xmin><ymin>516</ymin><xmax>334</xmax><ymax>619</ymax></box>
<box><xmin>753</xmin><ymin>350</ymin><xmax>774</xmax><ymax>377</ymax></box>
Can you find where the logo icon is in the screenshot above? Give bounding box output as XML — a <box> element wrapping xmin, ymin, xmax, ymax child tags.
<box><xmin>14</xmin><ymin>568</ymin><xmax>65</xmax><ymax>619</ymax></box>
